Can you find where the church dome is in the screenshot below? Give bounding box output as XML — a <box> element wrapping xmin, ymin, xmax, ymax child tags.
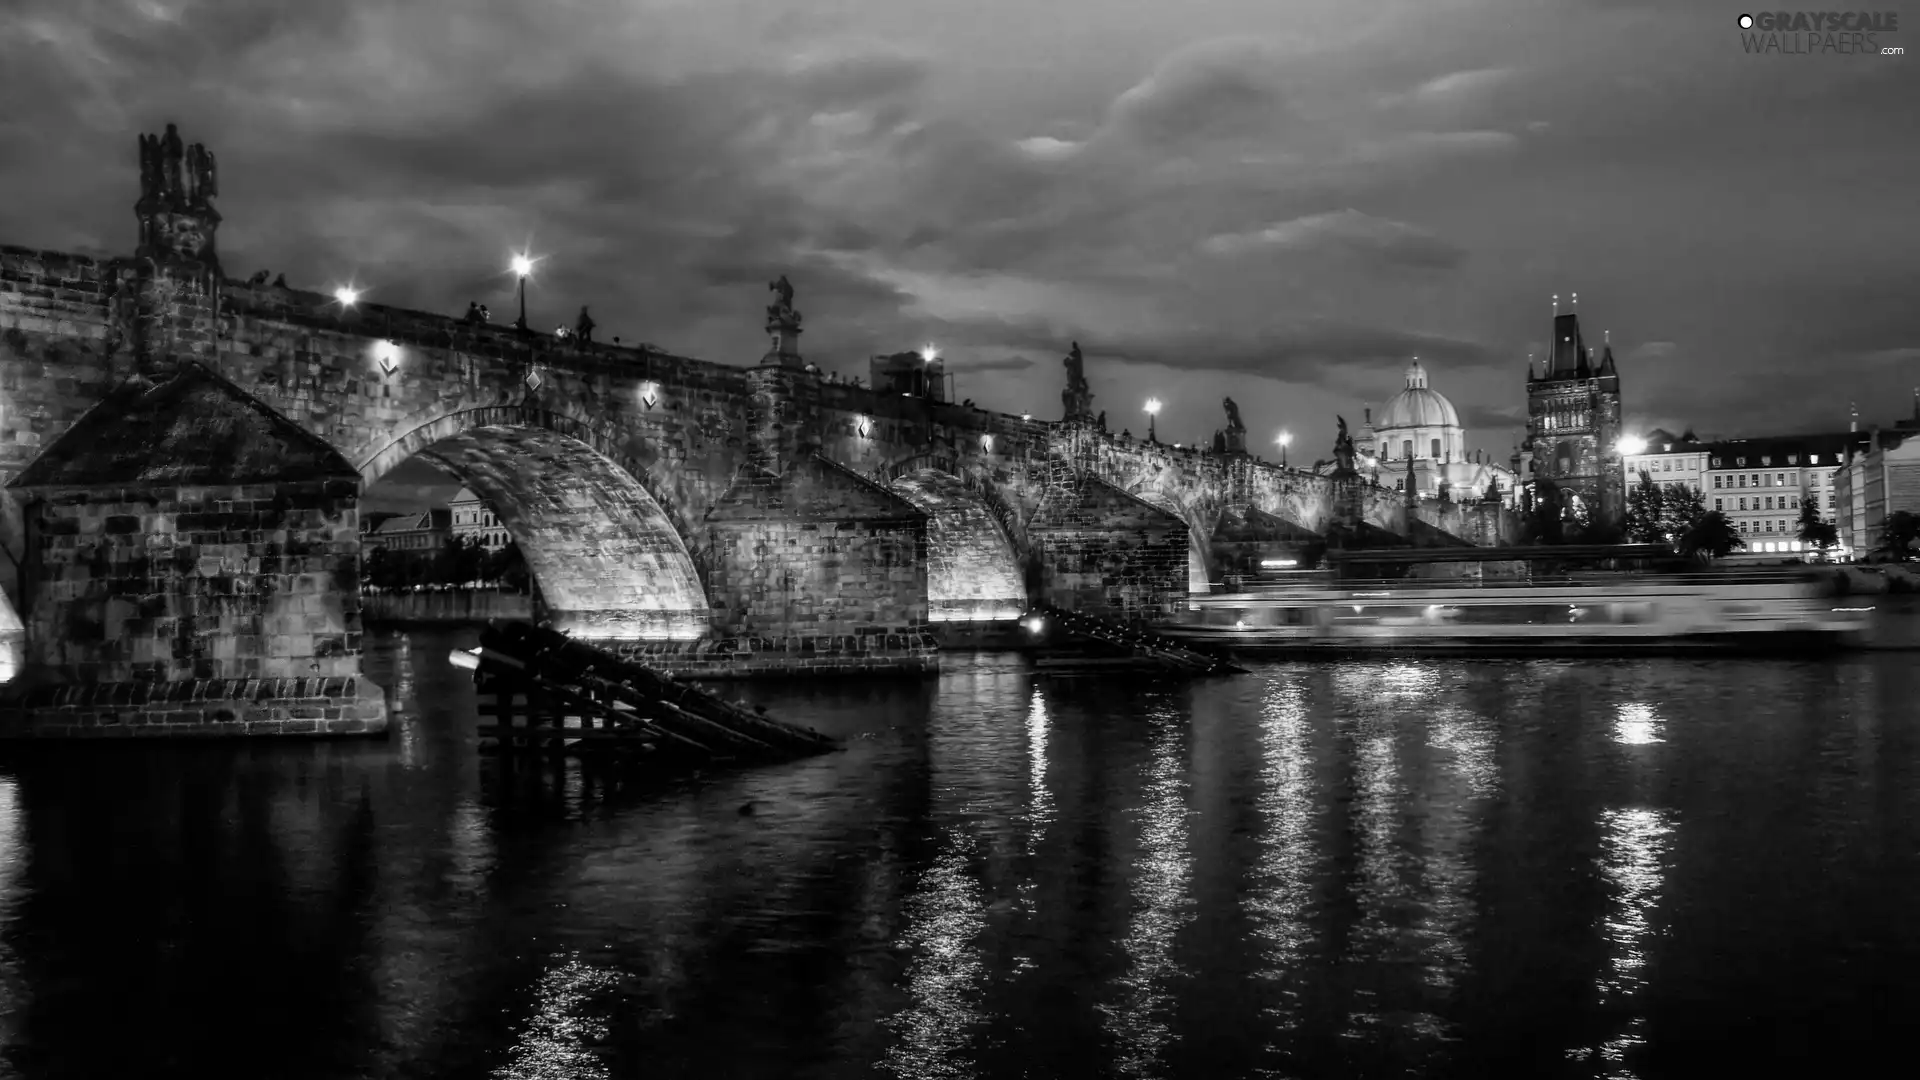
<box><xmin>1374</xmin><ymin>360</ymin><xmax>1461</xmax><ymax>430</ymax></box>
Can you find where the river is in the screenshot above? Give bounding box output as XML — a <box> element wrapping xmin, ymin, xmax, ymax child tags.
<box><xmin>0</xmin><ymin>628</ymin><xmax>1915</xmax><ymax>1079</ymax></box>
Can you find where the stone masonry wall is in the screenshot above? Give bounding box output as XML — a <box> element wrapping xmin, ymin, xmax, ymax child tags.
<box><xmin>0</xmin><ymin>478</ymin><xmax>385</xmax><ymax>737</ymax></box>
<box><xmin>1030</xmin><ymin>479</ymin><xmax>1189</xmax><ymax>622</ymax></box>
<box><xmin>691</xmin><ymin>456</ymin><xmax>937</xmax><ymax>675</ymax></box>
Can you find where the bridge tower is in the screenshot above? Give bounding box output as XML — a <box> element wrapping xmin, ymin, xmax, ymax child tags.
<box><xmin>1524</xmin><ymin>297</ymin><xmax>1624</xmax><ymax>533</ymax></box>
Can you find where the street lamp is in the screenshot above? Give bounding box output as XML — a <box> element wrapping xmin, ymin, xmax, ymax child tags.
<box><xmin>1276</xmin><ymin>430</ymin><xmax>1292</xmax><ymax>468</ymax></box>
<box><xmin>1617</xmin><ymin>435</ymin><xmax>1648</xmax><ymax>456</ymax></box>
<box><xmin>920</xmin><ymin>343</ymin><xmax>938</xmax><ymax>363</ymax></box>
<box><xmin>333</xmin><ymin>285</ymin><xmax>360</xmax><ymax>308</ymax></box>
<box><xmin>1144</xmin><ymin>398</ymin><xmax>1162</xmax><ymax>443</ymax></box>
<box><xmin>510</xmin><ymin>253</ymin><xmax>535</xmax><ymax>330</ymax></box>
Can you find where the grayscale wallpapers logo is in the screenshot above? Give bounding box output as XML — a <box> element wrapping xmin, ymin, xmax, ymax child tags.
<box><xmin>1738</xmin><ymin>11</ymin><xmax>1904</xmax><ymax>54</ymax></box>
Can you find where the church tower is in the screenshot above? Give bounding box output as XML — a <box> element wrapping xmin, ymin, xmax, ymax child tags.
<box><xmin>1523</xmin><ymin>299</ymin><xmax>1624</xmax><ymax>531</ymax></box>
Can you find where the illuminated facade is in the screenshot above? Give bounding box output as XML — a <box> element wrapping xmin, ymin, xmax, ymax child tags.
<box><xmin>1704</xmin><ymin>433</ymin><xmax>1865</xmax><ymax>557</ymax></box>
<box><xmin>1619</xmin><ymin>427</ymin><xmax>1707</xmax><ymax>496</ymax></box>
<box><xmin>449</xmin><ymin>487</ymin><xmax>510</xmax><ymax>550</ymax></box>
<box><xmin>1834</xmin><ymin>409</ymin><xmax>1920</xmax><ymax>555</ymax></box>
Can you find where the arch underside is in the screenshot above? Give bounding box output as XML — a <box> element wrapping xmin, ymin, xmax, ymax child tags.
<box><xmin>408</xmin><ymin>424</ymin><xmax>707</xmax><ymax>641</ymax></box>
<box><xmin>1128</xmin><ymin>488</ymin><xmax>1212</xmax><ymax>595</ymax></box>
<box><xmin>888</xmin><ymin>469</ymin><xmax>1027</xmax><ymax>621</ymax></box>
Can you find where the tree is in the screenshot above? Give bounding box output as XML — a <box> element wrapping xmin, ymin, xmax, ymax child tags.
<box><xmin>1882</xmin><ymin>510</ymin><xmax>1920</xmax><ymax>560</ymax></box>
<box><xmin>1661</xmin><ymin>485</ymin><xmax>1708</xmax><ymax>546</ymax></box>
<box><xmin>486</xmin><ymin>541</ymin><xmax>532</xmax><ymax>592</ymax></box>
<box><xmin>1623</xmin><ymin>471</ymin><xmax>1666</xmax><ymax>544</ymax></box>
<box><xmin>1796</xmin><ymin>498</ymin><xmax>1838</xmax><ymax>555</ymax></box>
<box><xmin>1678</xmin><ymin>510</ymin><xmax>1744</xmax><ymax>563</ymax></box>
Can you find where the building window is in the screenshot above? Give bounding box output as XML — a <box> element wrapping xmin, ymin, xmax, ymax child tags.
<box><xmin>1737</xmin><ymin>457</ymin><xmax>1747</xmax><ymax>466</ymax></box>
<box><xmin>1738</xmin><ymin>498</ymin><xmax>1748</xmax><ymax>511</ymax></box>
<box><xmin>1431</xmin><ymin>438</ymin><xmax>1441</xmax><ymax>458</ymax></box>
<box><xmin>1775</xmin><ymin>473</ymin><xmax>1785</xmax><ymax>486</ymax></box>
<box><xmin>1788</xmin><ymin>454</ymin><xmax>1798</xmax><ymax>464</ymax></box>
<box><xmin>1712</xmin><ymin>457</ymin><xmax>1722</xmax><ymax>468</ymax></box>
<box><xmin>1761</xmin><ymin>456</ymin><xmax>1771</xmax><ymax>466</ymax></box>
<box><xmin>1810</xmin><ymin>454</ymin><xmax>1821</xmax><ymax>465</ymax></box>
<box><xmin>1738</xmin><ymin>476</ymin><xmax>1747</xmax><ymax>488</ymax></box>
<box><xmin>1402</xmin><ymin>439</ymin><xmax>1413</xmax><ymax>459</ymax></box>
<box><xmin>1713</xmin><ymin>476</ymin><xmax>1724</xmax><ymax>488</ymax></box>
<box><xmin>1715</xmin><ymin>498</ymin><xmax>1724</xmax><ymax>511</ymax></box>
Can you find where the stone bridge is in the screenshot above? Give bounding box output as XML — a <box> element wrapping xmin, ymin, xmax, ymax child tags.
<box><xmin>0</xmin><ymin>125</ymin><xmax>1516</xmax><ymax>738</ymax></box>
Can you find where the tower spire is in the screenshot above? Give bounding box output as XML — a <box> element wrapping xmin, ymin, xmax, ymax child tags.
<box><xmin>1552</xmin><ymin>293</ymin><xmax>1559</xmax><ymax>317</ymax></box>
<box><xmin>1850</xmin><ymin>401</ymin><xmax>1859</xmax><ymax>433</ymax></box>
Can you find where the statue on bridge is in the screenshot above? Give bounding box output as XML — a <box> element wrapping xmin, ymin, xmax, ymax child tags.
<box><xmin>1219</xmin><ymin>396</ymin><xmax>1247</xmax><ymax>455</ymax></box>
<box><xmin>575</xmin><ymin>305</ymin><xmax>596</xmax><ymax>343</ymax></box>
<box><xmin>1332</xmin><ymin>415</ymin><xmax>1357</xmax><ymax>474</ymax></box>
<box><xmin>1061</xmin><ymin>341</ymin><xmax>1094</xmax><ymax>421</ymax></box>
<box><xmin>767</xmin><ymin>275</ymin><xmax>799</xmax><ymax>320</ymax></box>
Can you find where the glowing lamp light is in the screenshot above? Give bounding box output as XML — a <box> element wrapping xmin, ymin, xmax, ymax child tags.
<box><xmin>1024</xmin><ymin>617</ymin><xmax>1045</xmax><ymax>635</ymax></box>
<box><xmin>1021</xmin><ymin>413</ymin><xmax>1032</xmax><ymax>422</ymax></box>
<box><xmin>855</xmin><ymin>415</ymin><xmax>872</xmax><ymax>438</ymax></box>
<box><xmin>638</xmin><ymin>380</ymin><xmax>660</xmax><ymax>409</ymax></box>
<box><xmin>1144</xmin><ymin>398</ymin><xmax>1162</xmax><ymax>417</ymax></box>
<box><xmin>374</xmin><ymin>339</ymin><xmax>400</xmax><ymax>376</ymax></box>
<box><xmin>1618</xmin><ymin>435</ymin><xmax>1648</xmax><ymax>456</ymax></box>
<box><xmin>448</xmin><ymin>649</ymin><xmax>481</xmax><ymax>671</ymax></box>
<box><xmin>920</xmin><ymin>343</ymin><xmax>938</xmax><ymax>362</ymax></box>
<box><xmin>981</xmin><ymin>433</ymin><xmax>995</xmax><ymax>451</ymax></box>
<box><xmin>333</xmin><ymin>285</ymin><xmax>360</xmax><ymax>307</ymax></box>
<box><xmin>510</xmin><ymin>253</ymin><xmax>535</xmax><ymax>278</ymax></box>
<box><xmin>1276</xmin><ymin>431</ymin><xmax>1292</xmax><ymax>448</ymax></box>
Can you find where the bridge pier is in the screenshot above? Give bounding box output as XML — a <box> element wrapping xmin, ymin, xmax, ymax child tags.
<box><xmin>611</xmin><ymin>452</ymin><xmax>939</xmax><ymax>677</ymax></box>
<box><xmin>0</xmin><ymin>364</ymin><xmax>387</xmax><ymax>738</ymax></box>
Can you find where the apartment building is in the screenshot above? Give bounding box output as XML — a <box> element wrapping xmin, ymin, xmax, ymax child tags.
<box><xmin>1703</xmin><ymin>432</ymin><xmax>1866</xmax><ymax>557</ymax></box>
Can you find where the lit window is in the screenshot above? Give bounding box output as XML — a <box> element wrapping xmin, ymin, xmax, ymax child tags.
<box><xmin>1788</xmin><ymin>454</ymin><xmax>1798</xmax><ymax>464</ymax></box>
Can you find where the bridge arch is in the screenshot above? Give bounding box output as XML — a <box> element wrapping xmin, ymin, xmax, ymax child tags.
<box><xmin>360</xmin><ymin>407</ymin><xmax>707</xmax><ymax>641</ymax></box>
<box><xmin>1124</xmin><ymin>486</ymin><xmax>1213</xmax><ymax>595</ymax></box>
<box><xmin>882</xmin><ymin>462</ymin><xmax>1028</xmax><ymax>621</ymax></box>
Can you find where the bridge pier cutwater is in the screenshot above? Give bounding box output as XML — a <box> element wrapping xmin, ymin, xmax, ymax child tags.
<box><xmin>0</xmin><ymin>124</ymin><xmax>1520</xmax><ymax>737</ymax></box>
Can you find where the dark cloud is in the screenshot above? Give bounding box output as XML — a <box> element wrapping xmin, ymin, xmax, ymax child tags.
<box><xmin>1200</xmin><ymin>209</ymin><xmax>1466</xmax><ymax>271</ymax></box>
<box><xmin>944</xmin><ymin>356</ymin><xmax>1036</xmax><ymax>373</ymax></box>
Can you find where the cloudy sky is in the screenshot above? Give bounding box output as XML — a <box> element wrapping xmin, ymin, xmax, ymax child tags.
<box><xmin>3</xmin><ymin>0</ymin><xmax>1916</xmax><ymax>502</ymax></box>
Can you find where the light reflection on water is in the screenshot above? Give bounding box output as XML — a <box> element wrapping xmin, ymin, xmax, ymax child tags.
<box><xmin>1097</xmin><ymin>706</ymin><xmax>1196</xmax><ymax>1078</ymax></box>
<box><xmin>0</xmin><ymin>635</ymin><xmax>1915</xmax><ymax>1078</ymax></box>
<box><xmin>1247</xmin><ymin>676</ymin><xmax>1316</xmax><ymax>1051</ymax></box>
<box><xmin>1566</xmin><ymin>807</ymin><xmax>1676</xmax><ymax>1077</ymax></box>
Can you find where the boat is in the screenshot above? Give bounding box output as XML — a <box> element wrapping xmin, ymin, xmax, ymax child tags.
<box><xmin>1163</xmin><ymin>547</ymin><xmax>1870</xmax><ymax>657</ymax></box>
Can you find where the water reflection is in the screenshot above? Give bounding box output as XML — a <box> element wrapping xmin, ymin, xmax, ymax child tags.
<box><xmin>1567</xmin><ymin>807</ymin><xmax>1676</xmax><ymax>1076</ymax></box>
<box><xmin>0</xmin><ymin>638</ymin><xmax>1911</xmax><ymax>1078</ymax></box>
<box><xmin>1246</xmin><ymin>676</ymin><xmax>1317</xmax><ymax>1050</ymax></box>
<box><xmin>1615</xmin><ymin>704</ymin><xmax>1663</xmax><ymax>746</ymax></box>
<box><xmin>0</xmin><ymin>777</ymin><xmax>25</xmax><ymax>1049</ymax></box>
<box><xmin>494</xmin><ymin>954</ymin><xmax>621</xmax><ymax>1080</ymax></box>
<box><xmin>1098</xmin><ymin>706</ymin><xmax>1195</xmax><ymax>1077</ymax></box>
<box><xmin>879</xmin><ymin>836</ymin><xmax>990</xmax><ymax>1080</ymax></box>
